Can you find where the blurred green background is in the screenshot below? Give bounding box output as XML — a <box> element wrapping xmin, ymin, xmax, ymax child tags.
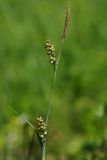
<box><xmin>0</xmin><ymin>0</ymin><xmax>107</xmax><ymax>159</ymax></box>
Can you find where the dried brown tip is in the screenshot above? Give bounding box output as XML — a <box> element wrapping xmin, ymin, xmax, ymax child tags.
<box><xmin>62</xmin><ymin>0</ymin><xmax>71</xmax><ymax>41</ymax></box>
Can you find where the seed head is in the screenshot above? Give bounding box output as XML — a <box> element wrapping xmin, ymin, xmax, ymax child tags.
<box><xmin>44</xmin><ymin>39</ymin><xmax>56</xmax><ymax>65</ymax></box>
<box><xmin>36</xmin><ymin>116</ymin><xmax>47</xmax><ymax>144</ymax></box>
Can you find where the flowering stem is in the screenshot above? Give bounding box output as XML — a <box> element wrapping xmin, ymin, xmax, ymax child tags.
<box><xmin>41</xmin><ymin>39</ymin><xmax>64</xmax><ymax>160</ymax></box>
<box><xmin>46</xmin><ymin>39</ymin><xmax>64</xmax><ymax>129</ymax></box>
<box><xmin>42</xmin><ymin>2</ymin><xmax>71</xmax><ymax>159</ymax></box>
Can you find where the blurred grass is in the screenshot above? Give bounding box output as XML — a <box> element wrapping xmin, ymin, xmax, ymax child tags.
<box><xmin>0</xmin><ymin>0</ymin><xmax>107</xmax><ymax>159</ymax></box>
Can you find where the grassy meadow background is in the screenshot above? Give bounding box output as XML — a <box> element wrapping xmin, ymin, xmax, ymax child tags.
<box><xmin>0</xmin><ymin>0</ymin><xmax>107</xmax><ymax>159</ymax></box>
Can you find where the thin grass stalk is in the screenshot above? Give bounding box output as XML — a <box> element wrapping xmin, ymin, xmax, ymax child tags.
<box><xmin>42</xmin><ymin>40</ymin><xmax>64</xmax><ymax>160</ymax></box>
<box><xmin>8</xmin><ymin>106</ymin><xmax>35</xmax><ymax>129</ymax></box>
<box><xmin>42</xmin><ymin>1</ymin><xmax>71</xmax><ymax>159</ymax></box>
<box><xmin>42</xmin><ymin>143</ymin><xmax>46</xmax><ymax>160</ymax></box>
<box><xmin>42</xmin><ymin>39</ymin><xmax>64</xmax><ymax>160</ymax></box>
<box><xmin>46</xmin><ymin>0</ymin><xmax>71</xmax><ymax>127</ymax></box>
<box><xmin>45</xmin><ymin>39</ymin><xmax>65</xmax><ymax>128</ymax></box>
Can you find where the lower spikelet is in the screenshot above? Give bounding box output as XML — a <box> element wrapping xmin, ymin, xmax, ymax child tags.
<box><xmin>44</xmin><ymin>39</ymin><xmax>56</xmax><ymax>65</ymax></box>
<box><xmin>36</xmin><ymin>116</ymin><xmax>47</xmax><ymax>144</ymax></box>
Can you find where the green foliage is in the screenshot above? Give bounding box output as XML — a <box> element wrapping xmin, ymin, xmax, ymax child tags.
<box><xmin>0</xmin><ymin>0</ymin><xmax>107</xmax><ymax>159</ymax></box>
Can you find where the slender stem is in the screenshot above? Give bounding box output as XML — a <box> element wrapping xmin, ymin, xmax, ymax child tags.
<box><xmin>45</xmin><ymin>65</ymin><xmax>57</xmax><ymax>127</ymax></box>
<box><xmin>41</xmin><ymin>39</ymin><xmax>65</xmax><ymax>160</ymax></box>
<box><xmin>8</xmin><ymin>106</ymin><xmax>35</xmax><ymax>129</ymax></box>
<box><xmin>42</xmin><ymin>143</ymin><xmax>46</xmax><ymax>160</ymax></box>
<box><xmin>46</xmin><ymin>39</ymin><xmax>65</xmax><ymax>128</ymax></box>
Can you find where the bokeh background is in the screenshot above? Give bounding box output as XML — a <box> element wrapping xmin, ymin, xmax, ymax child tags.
<box><xmin>0</xmin><ymin>0</ymin><xmax>107</xmax><ymax>159</ymax></box>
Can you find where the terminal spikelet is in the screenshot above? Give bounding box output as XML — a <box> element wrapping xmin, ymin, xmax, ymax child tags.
<box><xmin>45</xmin><ymin>39</ymin><xmax>56</xmax><ymax>65</ymax></box>
<box><xmin>62</xmin><ymin>0</ymin><xmax>71</xmax><ymax>41</ymax></box>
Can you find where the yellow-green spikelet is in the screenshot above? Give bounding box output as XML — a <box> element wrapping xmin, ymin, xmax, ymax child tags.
<box><xmin>36</xmin><ymin>116</ymin><xmax>47</xmax><ymax>144</ymax></box>
<box><xmin>45</xmin><ymin>40</ymin><xmax>56</xmax><ymax>65</ymax></box>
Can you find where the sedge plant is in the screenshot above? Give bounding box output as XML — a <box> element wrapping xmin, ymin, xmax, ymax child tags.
<box><xmin>41</xmin><ymin>1</ymin><xmax>70</xmax><ymax>159</ymax></box>
<box><xmin>9</xmin><ymin>0</ymin><xmax>71</xmax><ymax>159</ymax></box>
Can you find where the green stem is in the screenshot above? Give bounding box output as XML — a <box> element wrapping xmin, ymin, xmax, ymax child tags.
<box><xmin>41</xmin><ymin>37</ymin><xmax>65</xmax><ymax>160</ymax></box>
<box><xmin>41</xmin><ymin>39</ymin><xmax>65</xmax><ymax>160</ymax></box>
<box><xmin>45</xmin><ymin>65</ymin><xmax>57</xmax><ymax>127</ymax></box>
<box><xmin>42</xmin><ymin>143</ymin><xmax>46</xmax><ymax>160</ymax></box>
<box><xmin>46</xmin><ymin>39</ymin><xmax>65</xmax><ymax>129</ymax></box>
